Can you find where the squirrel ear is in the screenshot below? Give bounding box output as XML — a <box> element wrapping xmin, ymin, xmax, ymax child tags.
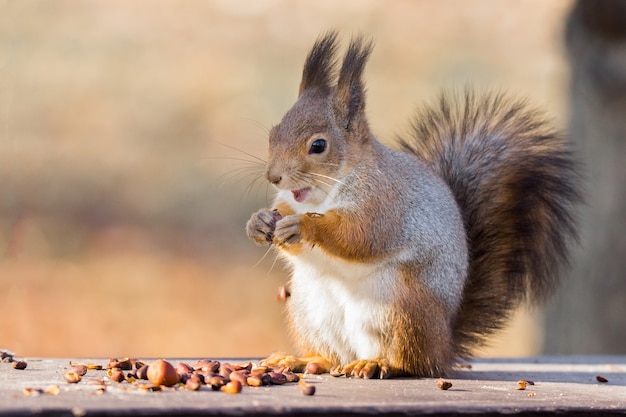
<box><xmin>299</xmin><ymin>31</ymin><xmax>339</xmax><ymax>96</ymax></box>
<box><xmin>335</xmin><ymin>35</ymin><xmax>373</xmax><ymax>132</ymax></box>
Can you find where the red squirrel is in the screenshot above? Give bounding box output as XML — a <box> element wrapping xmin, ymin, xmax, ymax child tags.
<box><xmin>246</xmin><ymin>32</ymin><xmax>581</xmax><ymax>378</ymax></box>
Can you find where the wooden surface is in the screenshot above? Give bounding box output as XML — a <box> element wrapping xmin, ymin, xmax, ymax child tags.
<box><xmin>0</xmin><ymin>356</ymin><xmax>624</xmax><ymax>416</ymax></box>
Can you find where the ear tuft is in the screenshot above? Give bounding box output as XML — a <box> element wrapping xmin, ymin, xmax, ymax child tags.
<box><xmin>299</xmin><ymin>31</ymin><xmax>339</xmax><ymax>96</ymax></box>
<box><xmin>336</xmin><ymin>35</ymin><xmax>373</xmax><ymax>131</ymax></box>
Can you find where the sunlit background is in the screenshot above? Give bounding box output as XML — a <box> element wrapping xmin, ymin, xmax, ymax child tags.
<box><xmin>2</xmin><ymin>0</ymin><xmax>617</xmax><ymax>359</ymax></box>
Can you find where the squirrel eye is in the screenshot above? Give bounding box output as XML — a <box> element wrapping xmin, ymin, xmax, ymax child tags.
<box><xmin>309</xmin><ymin>138</ymin><xmax>327</xmax><ymax>154</ymax></box>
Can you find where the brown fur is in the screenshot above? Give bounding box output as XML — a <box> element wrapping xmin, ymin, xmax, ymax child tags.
<box><xmin>296</xmin><ymin>207</ymin><xmax>400</xmax><ymax>263</ymax></box>
<box><xmin>384</xmin><ymin>263</ymin><xmax>456</xmax><ymax>377</ymax></box>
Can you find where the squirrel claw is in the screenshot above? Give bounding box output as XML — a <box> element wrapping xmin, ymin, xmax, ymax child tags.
<box><xmin>329</xmin><ymin>365</ymin><xmax>345</xmax><ymax>377</ymax></box>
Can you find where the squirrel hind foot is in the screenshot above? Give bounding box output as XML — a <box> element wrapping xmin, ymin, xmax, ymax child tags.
<box><xmin>340</xmin><ymin>358</ymin><xmax>405</xmax><ymax>379</ymax></box>
<box><xmin>259</xmin><ymin>352</ymin><xmax>330</xmax><ymax>374</ymax></box>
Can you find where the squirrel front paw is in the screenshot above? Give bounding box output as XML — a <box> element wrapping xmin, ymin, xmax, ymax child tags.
<box><xmin>273</xmin><ymin>214</ymin><xmax>302</xmax><ymax>246</ymax></box>
<box><xmin>246</xmin><ymin>209</ymin><xmax>282</xmax><ymax>245</ymax></box>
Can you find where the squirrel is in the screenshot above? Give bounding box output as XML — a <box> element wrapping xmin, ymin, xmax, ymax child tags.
<box><xmin>246</xmin><ymin>31</ymin><xmax>581</xmax><ymax>378</ymax></box>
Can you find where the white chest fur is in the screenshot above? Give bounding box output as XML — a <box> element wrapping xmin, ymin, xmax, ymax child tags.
<box><xmin>284</xmin><ymin>246</ymin><xmax>397</xmax><ymax>363</ymax></box>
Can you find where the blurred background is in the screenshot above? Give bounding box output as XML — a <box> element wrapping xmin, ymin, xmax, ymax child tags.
<box><xmin>1</xmin><ymin>0</ymin><xmax>624</xmax><ymax>359</ymax></box>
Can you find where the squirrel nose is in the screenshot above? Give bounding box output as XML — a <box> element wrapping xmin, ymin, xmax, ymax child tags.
<box><xmin>266</xmin><ymin>168</ymin><xmax>282</xmax><ymax>185</ymax></box>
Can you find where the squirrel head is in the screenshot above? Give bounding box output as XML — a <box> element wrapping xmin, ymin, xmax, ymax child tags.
<box><xmin>266</xmin><ymin>32</ymin><xmax>374</xmax><ymax>205</ymax></box>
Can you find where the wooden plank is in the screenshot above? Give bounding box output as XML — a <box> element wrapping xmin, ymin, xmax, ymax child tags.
<box><xmin>0</xmin><ymin>356</ymin><xmax>624</xmax><ymax>416</ymax></box>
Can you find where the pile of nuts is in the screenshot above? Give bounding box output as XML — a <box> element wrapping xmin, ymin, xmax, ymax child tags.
<box><xmin>59</xmin><ymin>358</ymin><xmax>316</xmax><ymax>396</ymax></box>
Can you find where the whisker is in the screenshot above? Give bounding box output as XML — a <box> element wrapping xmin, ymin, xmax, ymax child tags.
<box><xmin>241</xmin><ymin>173</ymin><xmax>268</xmax><ymax>200</ymax></box>
<box><xmin>200</xmin><ymin>155</ymin><xmax>266</xmax><ymax>166</ymax></box>
<box><xmin>268</xmin><ymin>251</ymin><xmax>281</xmax><ymax>275</ymax></box>
<box><xmin>241</xmin><ymin>118</ymin><xmax>271</xmax><ymax>136</ymax></box>
<box><xmin>251</xmin><ymin>244</ymin><xmax>275</xmax><ymax>270</ymax></box>
<box><xmin>310</xmin><ymin>177</ymin><xmax>333</xmax><ymax>188</ymax></box>
<box><xmin>309</xmin><ymin>171</ymin><xmax>345</xmax><ymax>186</ymax></box>
<box><xmin>213</xmin><ymin>141</ymin><xmax>267</xmax><ymax>164</ymax></box>
<box><xmin>215</xmin><ymin>166</ymin><xmax>265</xmax><ymax>187</ymax></box>
<box><xmin>293</xmin><ymin>172</ymin><xmax>335</xmax><ymax>201</ymax></box>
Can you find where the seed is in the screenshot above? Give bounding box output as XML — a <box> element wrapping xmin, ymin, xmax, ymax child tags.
<box><xmin>596</xmin><ymin>375</ymin><xmax>609</xmax><ymax>383</ymax></box>
<box><xmin>251</xmin><ymin>365</ymin><xmax>271</xmax><ymax>375</ymax></box>
<box><xmin>147</xmin><ymin>359</ymin><xmax>179</xmax><ymax>387</ymax></box>
<box><xmin>221</xmin><ymin>380</ymin><xmax>242</xmax><ymax>394</ymax></box>
<box><xmin>192</xmin><ymin>371</ymin><xmax>206</xmax><ymax>384</ymax></box>
<box><xmin>176</xmin><ymin>362</ymin><xmax>194</xmax><ymax>376</ymax></box>
<box><xmin>276</xmin><ymin>285</ymin><xmax>291</xmax><ymax>301</ymax></box>
<box><xmin>301</xmin><ymin>384</ymin><xmax>316</xmax><ymax>396</ymax></box>
<box><xmin>261</xmin><ymin>373</ymin><xmax>273</xmax><ymax>385</ymax></box>
<box><xmin>299</xmin><ymin>379</ymin><xmax>316</xmax><ymax>396</ymax></box>
<box><xmin>185</xmin><ymin>375</ymin><xmax>202</xmax><ymax>391</ymax></box>
<box><xmin>219</xmin><ymin>364</ymin><xmax>233</xmax><ymax>379</ymax></box>
<box><xmin>193</xmin><ymin>359</ymin><xmax>209</xmax><ymax>371</ymax></box>
<box><xmin>436</xmin><ymin>378</ymin><xmax>452</xmax><ymax>390</ymax></box>
<box><xmin>283</xmin><ymin>371</ymin><xmax>300</xmax><ymax>383</ymax></box>
<box><xmin>12</xmin><ymin>360</ymin><xmax>27</xmax><ymax>370</ymax></box>
<box><xmin>109</xmin><ymin>368</ymin><xmax>125</xmax><ymax>383</ymax></box>
<box><xmin>64</xmin><ymin>371</ymin><xmax>82</xmax><ymax>384</ymax></box>
<box><xmin>136</xmin><ymin>365</ymin><xmax>150</xmax><ymax>380</ymax></box>
<box><xmin>133</xmin><ymin>360</ymin><xmax>147</xmax><ymax>370</ymax></box>
<box><xmin>193</xmin><ymin>359</ymin><xmax>220</xmax><ymax>373</ymax></box>
<box><xmin>71</xmin><ymin>364</ymin><xmax>88</xmax><ymax>376</ymax></box>
<box><xmin>44</xmin><ymin>385</ymin><xmax>61</xmax><ymax>396</ymax></box>
<box><xmin>272</xmin><ymin>209</ymin><xmax>283</xmax><ymax>222</ymax></box>
<box><xmin>229</xmin><ymin>370</ymin><xmax>249</xmax><ymax>385</ymax></box>
<box><xmin>246</xmin><ymin>375</ymin><xmax>264</xmax><ymax>387</ymax></box>
<box><xmin>269</xmin><ymin>372</ymin><xmax>287</xmax><ymax>385</ymax></box>
<box><xmin>108</xmin><ymin>357</ymin><xmax>132</xmax><ymax>370</ymax></box>
<box><xmin>208</xmin><ymin>375</ymin><xmax>227</xmax><ymax>391</ymax></box>
<box><xmin>272</xmin><ymin>365</ymin><xmax>287</xmax><ymax>374</ymax></box>
<box><xmin>23</xmin><ymin>387</ymin><xmax>44</xmax><ymax>396</ymax></box>
<box><xmin>235</xmin><ymin>361</ymin><xmax>253</xmax><ymax>372</ymax></box>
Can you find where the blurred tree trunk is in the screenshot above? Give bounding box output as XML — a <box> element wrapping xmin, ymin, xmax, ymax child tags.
<box><xmin>544</xmin><ymin>0</ymin><xmax>626</xmax><ymax>354</ymax></box>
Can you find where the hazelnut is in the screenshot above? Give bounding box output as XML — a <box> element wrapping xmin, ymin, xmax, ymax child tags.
<box><xmin>147</xmin><ymin>359</ymin><xmax>179</xmax><ymax>387</ymax></box>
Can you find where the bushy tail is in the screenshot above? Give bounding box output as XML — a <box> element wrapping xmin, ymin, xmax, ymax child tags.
<box><xmin>398</xmin><ymin>90</ymin><xmax>582</xmax><ymax>356</ymax></box>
